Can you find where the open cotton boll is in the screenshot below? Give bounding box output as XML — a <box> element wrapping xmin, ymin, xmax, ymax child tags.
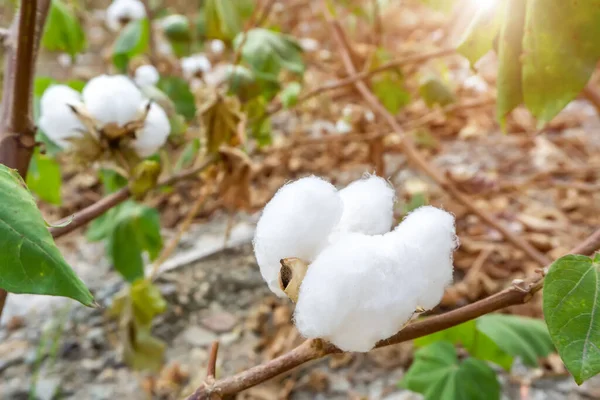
<box><xmin>38</xmin><ymin>85</ymin><xmax>86</xmax><ymax>148</ymax></box>
<box><xmin>83</xmin><ymin>75</ymin><xmax>144</xmax><ymax>127</ymax></box>
<box><xmin>253</xmin><ymin>176</ymin><xmax>343</xmax><ymax>297</ymax></box>
<box><xmin>209</xmin><ymin>39</ymin><xmax>225</xmax><ymax>54</ymax></box>
<box><xmin>134</xmin><ymin>65</ymin><xmax>160</xmax><ymax>87</ymax></box>
<box><xmin>334</xmin><ymin>175</ymin><xmax>395</xmax><ymax>236</ymax></box>
<box><xmin>181</xmin><ymin>54</ymin><xmax>211</xmax><ymax>79</ymax></box>
<box><xmin>106</xmin><ymin>0</ymin><xmax>146</xmax><ymax>31</ymax></box>
<box><xmin>388</xmin><ymin>206</ymin><xmax>457</xmax><ymax>310</ymax></box>
<box><xmin>131</xmin><ymin>102</ymin><xmax>171</xmax><ymax>157</ymax></box>
<box><xmin>294</xmin><ymin>233</ymin><xmax>420</xmax><ymax>352</ymax></box>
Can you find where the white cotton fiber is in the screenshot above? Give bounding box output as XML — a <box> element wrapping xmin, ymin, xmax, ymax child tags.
<box><xmin>388</xmin><ymin>206</ymin><xmax>457</xmax><ymax>310</ymax></box>
<box><xmin>134</xmin><ymin>65</ymin><xmax>160</xmax><ymax>87</ymax></box>
<box><xmin>181</xmin><ymin>54</ymin><xmax>212</xmax><ymax>79</ymax></box>
<box><xmin>106</xmin><ymin>0</ymin><xmax>146</xmax><ymax>32</ymax></box>
<box><xmin>253</xmin><ymin>176</ymin><xmax>343</xmax><ymax>297</ymax></box>
<box><xmin>294</xmin><ymin>232</ymin><xmax>419</xmax><ymax>352</ymax></box>
<box><xmin>334</xmin><ymin>175</ymin><xmax>395</xmax><ymax>236</ymax></box>
<box><xmin>131</xmin><ymin>102</ymin><xmax>171</xmax><ymax>157</ymax></box>
<box><xmin>38</xmin><ymin>85</ymin><xmax>85</xmax><ymax>148</ymax></box>
<box><xmin>83</xmin><ymin>75</ymin><xmax>144</xmax><ymax>128</ymax></box>
<box><xmin>294</xmin><ymin>206</ymin><xmax>457</xmax><ymax>352</ymax></box>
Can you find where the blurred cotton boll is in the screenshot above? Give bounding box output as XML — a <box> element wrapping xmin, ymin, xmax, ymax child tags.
<box><xmin>106</xmin><ymin>0</ymin><xmax>146</xmax><ymax>31</ymax></box>
<box><xmin>181</xmin><ymin>54</ymin><xmax>211</xmax><ymax>79</ymax></box>
<box><xmin>209</xmin><ymin>39</ymin><xmax>225</xmax><ymax>54</ymax></box>
<box><xmin>82</xmin><ymin>74</ymin><xmax>144</xmax><ymax>127</ymax></box>
<box><xmin>131</xmin><ymin>102</ymin><xmax>171</xmax><ymax>157</ymax></box>
<box><xmin>38</xmin><ymin>85</ymin><xmax>86</xmax><ymax>148</ymax></box>
<box><xmin>134</xmin><ymin>65</ymin><xmax>160</xmax><ymax>87</ymax></box>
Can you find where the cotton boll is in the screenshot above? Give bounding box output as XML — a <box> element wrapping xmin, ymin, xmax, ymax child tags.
<box><xmin>334</xmin><ymin>175</ymin><xmax>395</xmax><ymax>236</ymax></box>
<box><xmin>295</xmin><ymin>233</ymin><xmax>419</xmax><ymax>352</ymax></box>
<box><xmin>209</xmin><ymin>39</ymin><xmax>225</xmax><ymax>54</ymax></box>
<box><xmin>253</xmin><ymin>176</ymin><xmax>343</xmax><ymax>296</ymax></box>
<box><xmin>106</xmin><ymin>0</ymin><xmax>146</xmax><ymax>31</ymax></box>
<box><xmin>38</xmin><ymin>85</ymin><xmax>86</xmax><ymax>148</ymax></box>
<box><xmin>134</xmin><ymin>65</ymin><xmax>160</xmax><ymax>87</ymax></box>
<box><xmin>131</xmin><ymin>102</ymin><xmax>170</xmax><ymax>157</ymax></box>
<box><xmin>388</xmin><ymin>206</ymin><xmax>457</xmax><ymax>310</ymax></box>
<box><xmin>181</xmin><ymin>54</ymin><xmax>211</xmax><ymax>79</ymax></box>
<box><xmin>83</xmin><ymin>75</ymin><xmax>144</xmax><ymax>128</ymax></box>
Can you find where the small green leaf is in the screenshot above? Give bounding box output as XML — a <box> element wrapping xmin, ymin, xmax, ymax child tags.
<box><xmin>162</xmin><ymin>14</ymin><xmax>191</xmax><ymax>41</ymax></box>
<box><xmin>157</xmin><ymin>76</ymin><xmax>196</xmax><ymax>121</ymax></box>
<box><xmin>281</xmin><ymin>82</ymin><xmax>302</xmax><ymax>109</ymax></box>
<box><xmin>129</xmin><ymin>160</ymin><xmax>161</xmax><ymax>199</ymax></box>
<box><xmin>419</xmin><ymin>77</ymin><xmax>455</xmax><ymax>108</ymax></box>
<box><xmin>204</xmin><ymin>0</ymin><xmax>243</xmax><ymax>41</ymax></box>
<box><xmin>112</xmin><ymin>18</ymin><xmax>150</xmax><ymax>72</ymax></box>
<box><xmin>26</xmin><ymin>149</ymin><xmax>62</xmax><ymax>205</ymax></box>
<box><xmin>226</xmin><ymin>65</ymin><xmax>262</xmax><ymax>101</ymax></box>
<box><xmin>496</xmin><ymin>0</ymin><xmax>526</xmax><ymax>128</ymax></box>
<box><xmin>477</xmin><ymin>314</ymin><xmax>554</xmax><ymax>367</ymax></box>
<box><xmin>174</xmin><ymin>138</ymin><xmax>200</xmax><ymax>172</ymax></box>
<box><xmin>108</xmin><ymin>201</ymin><xmax>162</xmax><ymax>282</ymax></box>
<box><xmin>522</xmin><ymin>0</ymin><xmax>600</xmax><ymax>124</ymax></box>
<box><xmin>401</xmin><ymin>341</ymin><xmax>501</xmax><ymax>400</ymax></box>
<box><xmin>457</xmin><ymin>3</ymin><xmax>504</xmax><ymax>66</ymax></box>
<box><xmin>543</xmin><ymin>254</ymin><xmax>600</xmax><ymax>384</ymax></box>
<box><xmin>234</xmin><ymin>28</ymin><xmax>304</xmax><ymax>83</ymax></box>
<box><xmin>373</xmin><ymin>73</ymin><xmax>411</xmax><ymax>114</ymax></box>
<box><xmin>42</xmin><ymin>0</ymin><xmax>86</xmax><ymax>57</ymax></box>
<box><xmin>0</xmin><ymin>165</ymin><xmax>93</xmax><ymax>305</ymax></box>
<box><xmin>131</xmin><ymin>278</ymin><xmax>167</xmax><ymax>326</ymax></box>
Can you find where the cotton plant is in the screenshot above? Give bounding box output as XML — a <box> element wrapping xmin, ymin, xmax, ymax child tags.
<box><xmin>253</xmin><ymin>175</ymin><xmax>458</xmax><ymax>352</ymax></box>
<box><xmin>106</xmin><ymin>0</ymin><xmax>146</xmax><ymax>32</ymax></box>
<box><xmin>39</xmin><ymin>74</ymin><xmax>170</xmax><ymax>171</ymax></box>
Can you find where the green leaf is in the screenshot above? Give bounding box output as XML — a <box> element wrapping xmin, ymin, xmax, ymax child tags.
<box><xmin>204</xmin><ymin>0</ymin><xmax>243</xmax><ymax>41</ymax></box>
<box><xmin>457</xmin><ymin>3</ymin><xmax>504</xmax><ymax>66</ymax></box>
<box><xmin>42</xmin><ymin>0</ymin><xmax>86</xmax><ymax>57</ymax></box>
<box><xmin>162</xmin><ymin>14</ymin><xmax>191</xmax><ymax>41</ymax></box>
<box><xmin>130</xmin><ymin>278</ymin><xmax>167</xmax><ymax>326</ymax></box>
<box><xmin>401</xmin><ymin>341</ymin><xmax>501</xmax><ymax>400</ymax></box>
<box><xmin>226</xmin><ymin>65</ymin><xmax>262</xmax><ymax>101</ymax></box>
<box><xmin>522</xmin><ymin>0</ymin><xmax>600</xmax><ymax>124</ymax></box>
<box><xmin>0</xmin><ymin>165</ymin><xmax>93</xmax><ymax>305</ymax></box>
<box><xmin>496</xmin><ymin>0</ymin><xmax>526</xmax><ymax>128</ymax></box>
<box><xmin>281</xmin><ymin>82</ymin><xmax>302</xmax><ymax>109</ymax></box>
<box><xmin>234</xmin><ymin>28</ymin><xmax>304</xmax><ymax>83</ymax></box>
<box><xmin>100</xmin><ymin>168</ymin><xmax>128</xmax><ymax>194</ymax></box>
<box><xmin>174</xmin><ymin>138</ymin><xmax>200</xmax><ymax>172</ymax></box>
<box><xmin>112</xmin><ymin>18</ymin><xmax>150</xmax><ymax>72</ymax></box>
<box><xmin>108</xmin><ymin>201</ymin><xmax>162</xmax><ymax>282</ymax></box>
<box><xmin>26</xmin><ymin>149</ymin><xmax>62</xmax><ymax>205</ymax></box>
<box><xmin>419</xmin><ymin>77</ymin><xmax>455</xmax><ymax>108</ymax></box>
<box><xmin>157</xmin><ymin>76</ymin><xmax>196</xmax><ymax>121</ymax></box>
<box><xmin>543</xmin><ymin>254</ymin><xmax>600</xmax><ymax>384</ymax></box>
<box><xmin>373</xmin><ymin>73</ymin><xmax>411</xmax><ymax>114</ymax></box>
<box><xmin>477</xmin><ymin>314</ymin><xmax>555</xmax><ymax>367</ymax></box>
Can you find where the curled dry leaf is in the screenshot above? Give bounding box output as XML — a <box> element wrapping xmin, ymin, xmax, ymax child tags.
<box><xmin>217</xmin><ymin>146</ymin><xmax>256</xmax><ymax>211</ymax></box>
<box><xmin>195</xmin><ymin>86</ymin><xmax>244</xmax><ymax>153</ymax></box>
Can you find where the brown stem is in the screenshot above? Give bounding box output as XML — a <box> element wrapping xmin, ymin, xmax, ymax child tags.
<box><xmin>206</xmin><ymin>341</ymin><xmax>220</xmax><ymax>380</ymax></box>
<box><xmin>0</xmin><ymin>0</ymin><xmax>51</xmax><ymax>321</ymax></box>
<box><xmin>49</xmin><ymin>155</ymin><xmax>217</xmax><ymax>239</ymax></box>
<box><xmin>186</xmin><ymin>227</ymin><xmax>600</xmax><ymax>399</ymax></box>
<box><xmin>327</xmin><ymin>17</ymin><xmax>550</xmax><ymax>267</ymax></box>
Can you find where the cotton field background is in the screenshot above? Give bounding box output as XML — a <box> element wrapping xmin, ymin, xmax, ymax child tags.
<box><xmin>1</xmin><ymin>0</ymin><xmax>600</xmax><ymax>399</ymax></box>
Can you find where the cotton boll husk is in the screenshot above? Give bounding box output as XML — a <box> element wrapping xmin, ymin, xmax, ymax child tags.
<box><xmin>83</xmin><ymin>75</ymin><xmax>144</xmax><ymax>128</ymax></box>
<box><xmin>253</xmin><ymin>176</ymin><xmax>343</xmax><ymax>297</ymax></box>
<box><xmin>134</xmin><ymin>65</ymin><xmax>160</xmax><ymax>87</ymax></box>
<box><xmin>131</xmin><ymin>102</ymin><xmax>171</xmax><ymax>157</ymax></box>
<box><xmin>334</xmin><ymin>175</ymin><xmax>395</xmax><ymax>236</ymax></box>
<box><xmin>388</xmin><ymin>206</ymin><xmax>457</xmax><ymax>310</ymax></box>
<box><xmin>106</xmin><ymin>0</ymin><xmax>146</xmax><ymax>31</ymax></box>
<box><xmin>294</xmin><ymin>232</ymin><xmax>419</xmax><ymax>352</ymax></box>
<box><xmin>39</xmin><ymin>85</ymin><xmax>86</xmax><ymax>148</ymax></box>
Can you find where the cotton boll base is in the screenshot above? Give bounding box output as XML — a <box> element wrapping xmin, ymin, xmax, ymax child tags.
<box><xmin>253</xmin><ymin>176</ymin><xmax>343</xmax><ymax>297</ymax></box>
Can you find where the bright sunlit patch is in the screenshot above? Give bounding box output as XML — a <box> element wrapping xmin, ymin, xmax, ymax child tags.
<box><xmin>472</xmin><ymin>0</ymin><xmax>499</xmax><ymax>12</ymax></box>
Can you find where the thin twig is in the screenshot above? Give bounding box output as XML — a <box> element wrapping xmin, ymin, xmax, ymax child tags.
<box><xmin>327</xmin><ymin>16</ymin><xmax>550</xmax><ymax>267</ymax></box>
<box><xmin>49</xmin><ymin>155</ymin><xmax>217</xmax><ymax>239</ymax></box>
<box><xmin>185</xmin><ymin>227</ymin><xmax>600</xmax><ymax>399</ymax></box>
<box><xmin>207</xmin><ymin>341</ymin><xmax>220</xmax><ymax>380</ymax></box>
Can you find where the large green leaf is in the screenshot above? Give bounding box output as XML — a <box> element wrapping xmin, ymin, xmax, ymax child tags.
<box><xmin>477</xmin><ymin>314</ymin><xmax>554</xmax><ymax>367</ymax></box>
<box><xmin>42</xmin><ymin>0</ymin><xmax>86</xmax><ymax>57</ymax></box>
<box><xmin>522</xmin><ymin>0</ymin><xmax>600</xmax><ymax>124</ymax></box>
<box><xmin>496</xmin><ymin>0</ymin><xmax>526</xmax><ymax>128</ymax></box>
<box><xmin>107</xmin><ymin>201</ymin><xmax>162</xmax><ymax>282</ymax></box>
<box><xmin>156</xmin><ymin>77</ymin><xmax>196</xmax><ymax>121</ymax></box>
<box><xmin>26</xmin><ymin>149</ymin><xmax>62</xmax><ymax>205</ymax></box>
<box><xmin>544</xmin><ymin>254</ymin><xmax>600</xmax><ymax>384</ymax></box>
<box><xmin>112</xmin><ymin>19</ymin><xmax>150</xmax><ymax>72</ymax></box>
<box><xmin>234</xmin><ymin>28</ymin><xmax>304</xmax><ymax>83</ymax></box>
<box><xmin>457</xmin><ymin>3</ymin><xmax>503</xmax><ymax>66</ymax></box>
<box><xmin>0</xmin><ymin>165</ymin><xmax>93</xmax><ymax>305</ymax></box>
<box><xmin>401</xmin><ymin>341</ymin><xmax>501</xmax><ymax>400</ymax></box>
